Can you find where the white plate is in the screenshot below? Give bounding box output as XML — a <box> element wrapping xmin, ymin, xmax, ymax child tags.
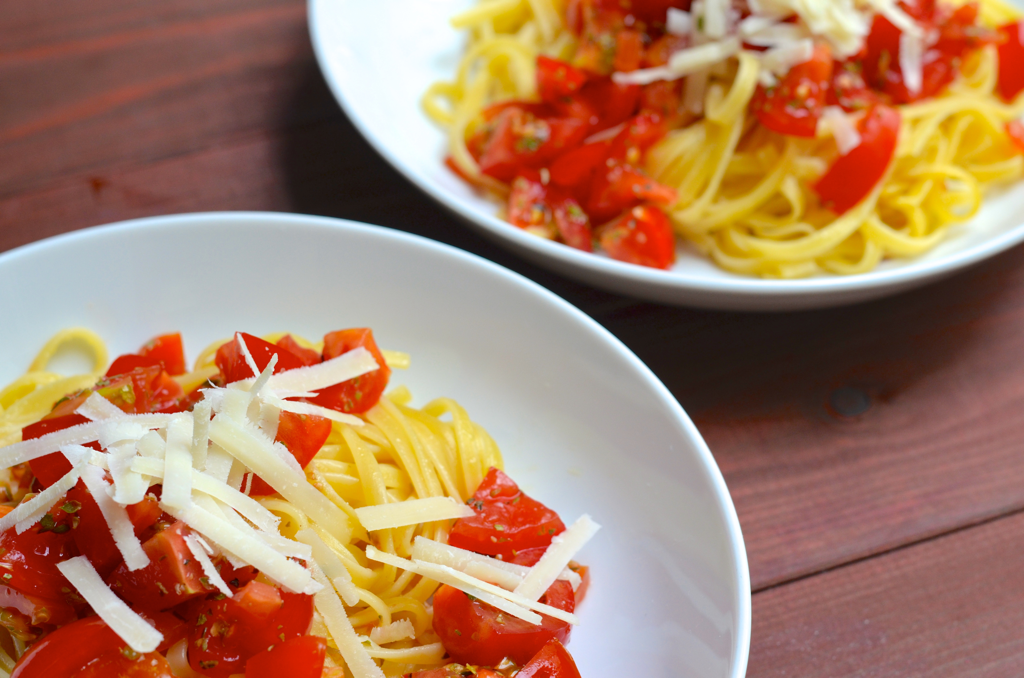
<box><xmin>0</xmin><ymin>213</ymin><xmax>750</xmax><ymax>677</ymax></box>
<box><xmin>308</xmin><ymin>0</ymin><xmax>1024</xmax><ymax>311</ymax></box>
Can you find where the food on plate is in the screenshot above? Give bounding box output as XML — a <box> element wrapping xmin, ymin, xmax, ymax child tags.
<box><xmin>0</xmin><ymin>328</ymin><xmax>597</xmax><ymax>677</ymax></box>
<box><xmin>424</xmin><ymin>0</ymin><xmax>1024</xmax><ymax>276</ymax></box>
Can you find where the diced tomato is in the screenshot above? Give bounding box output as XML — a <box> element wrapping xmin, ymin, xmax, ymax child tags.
<box><xmin>474</xmin><ymin>107</ymin><xmax>588</xmax><ymax>182</ymax></box>
<box><xmin>137</xmin><ymin>333</ymin><xmax>187</xmax><ymax>376</ymax></box>
<box><xmin>998</xmin><ymin>21</ymin><xmax>1024</xmax><ymax>101</ymax></box>
<box><xmin>599</xmin><ymin>204</ymin><xmax>677</xmax><ymax>269</ymax></box>
<box><xmin>106</xmin><ymin>522</ymin><xmax>212</xmax><ymax>610</ymax></box>
<box><xmin>448</xmin><ymin>468</ymin><xmax>565</xmax><ymax>560</ymax></box>
<box><xmin>587</xmin><ymin>160</ymin><xmax>677</xmax><ymax>223</ymax></box>
<box><xmin>1007</xmin><ymin>119</ymin><xmax>1024</xmax><ymax>153</ymax></box>
<box><xmin>608</xmin><ymin>112</ymin><xmax>670</xmax><ymax>162</ymax></box>
<box><xmin>218</xmin><ymin>562</ymin><xmax>260</xmax><ymax>593</ymax></box>
<box><xmin>814</xmin><ymin>104</ymin><xmax>901</xmax><ymax>214</ymax></box>
<box><xmin>216</xmin><ymin>333</ymin><xmax>311</xmax><ymax>384</ymax></box>
<box><xmin>309</xmin><ymin>328</ymin><xmax>391</xmax><ymax>414</ymax></box>
<box><xmin>67</xmin><ymin>485</ymin><xmax>161</xmax><ymax>577</ymax></box>
<box><xmin>537</xmin><ymin>56</ymin><xmax>588</xmax><ymax>104</ymax></box>
<box><xmin>74</xmin><ymin>651</ymin><xmax>176</xmax><ymax>678</ymax></box>
<box><xmin>10</xmin><ymin>611</ymin><xmax>185</xmax><ymax>678</ymax></box>
<box><xmin>23</xmin><ymin>413</ymin><xmax>91</xmax><ymax>488</ymax></box>
<box><xmin>106</xmin><ymin>353</ymin><xmax>163</xmax><ymax>378</ymax></box>
<box><xmin>753</xmin><ymin>43</ymin><xmax>833</xmax><ymax>137</ymax></box>
<box><xmin>549</xmin><ymin>141</ymin><xmax>610</xmax><ymax>189</ymax></box>
<box><xmin>244</xmin><ymin>635</ymin><xmax>326</xmax><ymax>678</ymax></box>
<box><xmin>410</xmin><ymin>668</ymin><xmax>503</xmax><ymax>678</ymax></box>
<box><xmin>644</xmin><ymin>34</ymin><xmax>687</xmax><ymax>68</ymax></box>
<box><xmin>576</xmin><ymin>78</ymin><xmax>642</xmax><ymax>133</ymax></box>
<box><xmin>0</xmin><ymin>503</ymin><xmax>78</xmax><ymax>609</ymax></box>
<box><xmin>614</xmin><ymin>28</ymin><xmax>644</xmax><ymax>72</ymax></box>
<box><xmin>553</xmin><ymin>198</ymin><xmax>594</xmax><ymax>252</ymax></box>
<box><xmin>247</xmin><ymin>411</ymin><xmax>333</xmax><ymax>496</ymax></box>
<box><xmin>508</xmin><ymin>172</ymin><xmax>556</xmax><ymax>232</ymax></box>
<box><xmin>275</xmin><ymin>335</ymin><xmax>321</xmax><ymax>367</ymax></box>
<box><xmin>432</xmin><ymin>579</ymin><xmax>576</xmax><ymax>666</ymax></box>
<box><xmin>517</xmin><ymin>639</ymin><xmax>583</xmax><ymax>678</ymax></box>
<box><xmin>187</xmin><ymin>582</ymin><xmax>314</xmax><ymax>677</ymax></box>
<box><xmin>830</xmin><ymin>61</ymin><xmax>881</xmax><ymax>112</ymax></box>
<box><xmin>640</xmin><ymin>80</ymin><xmax>684</xmax><ymax>123</ymax></box>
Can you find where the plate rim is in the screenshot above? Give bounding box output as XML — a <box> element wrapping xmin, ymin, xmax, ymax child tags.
<box><xmin>306</xmin><ymin>0</ymin><xmax>1024</xmax><ymax>310</ymax></box>
<box><xmin>0</xmin><ymin>210</ymin><xmax>753</xmax><ymax>677</ymax></box>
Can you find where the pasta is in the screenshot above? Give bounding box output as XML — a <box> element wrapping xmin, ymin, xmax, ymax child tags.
<box><xmin>0</xmin><ymin>329</ymin><xmax>587</xmax><ymax>678</ymax></box>
<box><xmin>424</xmin><ymin>0</ymin><xmax>1024</xmax><ymax>277</ymax></box>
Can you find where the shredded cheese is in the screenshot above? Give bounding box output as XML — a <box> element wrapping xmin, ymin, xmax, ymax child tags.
<box><xmin>184</xmin><ymin>534</ymin><xmax>233</xmax><ymax>597</ymax></box>
<box><xmin>57</xmin><ymin>556</ymin><xmax>163</xmax><ymax>653</ymax></box>
<box><xmin>295</xmin><ymin>529</ymin><xmax>361</xmax><ymax>606</ymax></box>
<box><xmin>410</xmin><ymin>536</ymin><xmax>581</xmax><ymax>590</ymax></box>
<box><xmin>80</xmin><ymin>464</ymin><xmax>150</xmax><ymax>571</ymax></box>
<box><xmin>311</xmin><ymin>566</ymin><xmax>386</xmax><ymax>678</ymax></box>
<box><xmin>0</xmin><ymin>463</ymin><xmax>82</xmax><ymax>535</ymax></box>
<box><xmin>369</xmin><ymin>619</ymin><xmax>415</xmax><ymax>645</ymax></box>
<box><xmin>161</xmin><ymin>414</ymin><xmax>194</xmax><ymax>510</ymax></box>
<box><xmin>354</xmin><ymin>496</ymin><xmax>475</xmax><ymax>531</ymax></box>
<box><xmin>514</xmin><ymin>515</ymin><xmax>600</xmax><ymax>602</ymax></box>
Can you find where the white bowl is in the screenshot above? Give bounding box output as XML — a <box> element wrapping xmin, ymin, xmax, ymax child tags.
<box><xmin>0</xmin><ymin>213</ymin><xmax>750</xmax><ymax>677</ymax></box>
<box><xmin>308</xmin><ymin>0</ymin><xmax>1024</xmax><ymax>311</ymax></box>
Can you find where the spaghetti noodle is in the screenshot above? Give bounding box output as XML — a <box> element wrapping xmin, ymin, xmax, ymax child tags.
<box><xmin>424</xmin><ymin>0</ymin><xmax>1024</xmax><ymax>277</ymax></box>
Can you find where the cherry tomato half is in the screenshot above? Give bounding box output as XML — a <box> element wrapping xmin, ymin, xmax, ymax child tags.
<box><xmin>598</xmin><ymin>204</ymin><xmax>677</xmax><ymax>269</ymax></box>
<box><xmin>814</xmin><ymin>104</ymin><xmax>901</xmax><ymax>214</ymax></box>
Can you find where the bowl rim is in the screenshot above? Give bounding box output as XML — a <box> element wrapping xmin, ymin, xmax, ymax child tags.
<box><xmin>306</xmin><ymin>0</ymin><xmax>1024</xmax><ymax>309</ymax></box>
<box><xmin>1</xmin><ymin>210</ymin><xmax>752</xmax><ymax>677</ymax></box>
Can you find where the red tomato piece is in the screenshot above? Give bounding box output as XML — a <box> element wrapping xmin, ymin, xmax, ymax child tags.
<box><xmin>106</xmin><ymin>353</ymin><xmax>163</xmax><ymax>378</ymax></box>
<box><xmin>244</xmin><ymin>635</ymin><xmax>326</xmax><ymax>678</ymax></box>
<box><xmin>753</xmin><ymin>43</ymin><xmax>833</xmax><ymax>137</ymax></box>
<box><xmin>68</xmin><ymin>485</ymin><xmax>161</xmax><ymax>577</ymax></box>
<box><xmin>587</xmin><ymin>160</ymin><xmax>677</xmax><ymax>223</ymax></box>
<box><xmin>614</xmin><ymin>28</ymin><xmax>644</xmax><ymax>72</ymax></box>
<box><xmin>275</xmin><ymin>335</ymin><xmax>321</xmax><ymax>367</ymax></box>
<box><xmin>475</xmin><ymin>107</ymin><xmax>588</xmax><ymax>182</ymax></box>
<box><xmin>216</xmin><ymin>333</ymin><xmax>311</xmax><ymax>384</ymax></box>
<box><xmin>23</xmin><ymin>412</ymin><xmax>92</xmax><ymax>488</ymax></box>
<box><xmin>608</xmin><ymin>112</ymin><xmax>670</xmax><ymax>162</ymax></box>
<box><xmin>308</xmin><ymin>328</ymin><xmax>391</xmax><ymax>414</ymax></box>
<box><xmin>1007</xmin><ymin>119</ymin><xmax>1024</xmax><ymax>153</ymax></box>
<box><xmin>640</xmin><ymin>80</ymin><xmax>684</xmax><ymax>123</ymax></box>
<box><xmin>74</xmin><ymin>651</ymin><xmax>176</xmax><ymax>678</ymax></box>
<box><xmin>537</xmin><ymin>56</ymin><xmax>588</xmax><ymax>104</ymax></box>
<box><xmin>410</xmin><ymin>668</ymin><xmax>503</xmax><ymax>678</ymax></box>
<box><xmin>998</xmin><ymin>21</ymin><xmax>1024</xmax><ymax>101</ymax></box>
<box><xmin>10</xmin><ymin>612</ymin><xmax>184</xmax><ymax>678</ymax></box>
<box><xmin>517</xmin><ymin>639</ymin><xmax>583</xmax><ymax>678</ymax></box>
<box><xmin>188</xmin><ymin>582</ymin><xmax>314</xmax><ymax>677</ymax></box>
<box><xmin>830</xmin><ymin>61</ymin><xmax>881</xmax><ymax>112</ymax></box>
<box><xmin>247</xmin><ymin>411</ymin><xmax>333</xmax><ymax>496</ymax></box>
<box><xmin>814</xmin><ymin>104</ymin><xmax>901</xmax><ymax>214</ymax></box>
<box><xmin>0</xmin><ymin>504</ymin><xmax>78</xmax><ymax>608</ymax></box>
<box><xmin>432</xmin><ymin>579</ymin><xmax>576</xmax><ymax>666</ymax></box>
<box><xmin>448</xmin><ymin>468</ymin><xmax>565</xmax><ymax>560</ymax></box>
<box><xmin>508</xmin><ymin>172</ymin><xmax>556</xmax><ymax>232</ymax></box>
<box><xmin>106</xmin><ymin>522</ymin><xmax>212</xmax><ymax>610</ymax></box>
<box><xmin>599</xmin><ymin>204</ymin><xmax>677</xmax><ymax>269</ymax></box>
<box><xmin>137</xmin><ymin>333</ymin><xmax>187</xmax><ymax>376</ymax></box>
<box><xmin>553</xmin><ymin>198</ymin><xmax>594</xmax><ymax>252</ymax></box>
<box><xmin>549</xmin><ymin>141</ymin><xmax>610</xmax><ymax>189</ymax></box>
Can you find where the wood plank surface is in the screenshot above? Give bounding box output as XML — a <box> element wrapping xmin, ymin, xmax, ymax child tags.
<box><xmin>4</xmin><ymin>0</ymin><xmax>1024</xmax><ymax>675</ymax></box>
<box><xmin>749</xmin><ymin>510</ymin><xmax>1024</xmax><ymax>677</ymax></box>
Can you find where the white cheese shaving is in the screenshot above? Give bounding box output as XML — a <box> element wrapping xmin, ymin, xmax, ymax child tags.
<box><xmin>76</xmin><ymin>392</ymin><xmax>126</xmax><ymax>421</ymax></box>
<box><xmin>0</xmin><ymin>415</ymin><xmax>166</xmax><ymax>468</ymax></box>
<box><xmin>80</xmin><ymin>464</ymin><xmax>150</xmax><ymax>570</ymax></box>
<box><xmin>899</xmin><ymin>30</ymin><xmax>923</xmax><ymax>96</ymax></box>
<box><xmin>57</xmin><ymin>556</ymin><xmax>163</xmax><ymax>653</ymax></box>
<box><xmin>205</xmin><ymin>445</ymin><xmax>234</xmax><ymax>484</ymax></box>
<box><xmin>669</xmin><ymin>37</ymin><xmax>740</xmax><ymax>74</ymax></box>
<box><xmin>184</xmin><ymin>534</ymin><xmax>233</xmax><ymax>597</ymax></box>
<box><xmin>666</xmin><ymin>7</ymin><xmax>692</xmax><ymax>35</ymax></box>
<box><xmin>225</xmin><ymin>459</ymin><xmax>246</xmax><ymax>492</ymax></box>
<box><xmin>354</xmin><ymin>497</ymin><xmax>475</xmax><ymax>532</ymax></box>
<box><xmin>130</xmin><ymin>457</ymin><xmax>280</xmax><ymax>533</ymax></box>
<box><xmin>164</xmin><ymin>502</ymin><xmax>315</xmax><ymax>594</ymax></box>
<box><xmin>0</xmin><ymin>463</ymin><xmax>82</xmax><ymax>534</ymax></box>
<box><xmin>161</xmin><ymin>414</ymin><xmax>194</xmax><ymax>510</ymax></box>
<box><xmin>261</xmin><ymin>394</ymin><xmax>363</xmax><ymax>426</ymax></box>
<box><xmin>365</xmin><ymin>547</ymin><xmax>544</xmax><ymax>625</ymax></box>
<box><xmin>257</xmin><ymin>401</ymin><xmax>281</xmax><ymax>440</ymax></box>
<box><xmin>514</xmin><ymin>514</ymin><xmax>600</xmax><ymax>602</ymax></box>
<box><xmin>190</xmin><ymin>400</ymin><xmax>211</xmax><ymax>471</ymax></box>
<box><xmin>821</xmin><ymin>106</ymin><xmax>862</xmax><ymax>155</ymax></box>
<box><xmin>295</xmin><ymin>529</ymin><xmax>361</xmax><ymax>606</ymax></box>
<box><xmin>236</xmin><ymin>347</ymin><xmax>379</xmax><ymax>394</ymax></box>
<box><xmin>410</xmin><ymin>536</ymin><xmax>581</xmax><ymax>591</ymax></box>
<box><xmin>235</xmin><ymin>333</ymin><xmax>262</xmax><ymax>380</ymax></box>
<box><xmin>137</xmin><ymin>431</ymin><xmax>166</xmax><ymax>459</ymax></box>
<box><xmin>207</xmin><ymin>417</ymin><xmax>350</xmax><ymax>542</ymax></box>
<box><xmin>703</xmin><ymin>0</ymin><xmax>729</xmax><ymax>38</ymax></box>
<box><xmin>758</xmin><ymin>39</ymin><xmax>814</xmax><ymax>77</ymax></box>
<box><xmin>106</xmin><ymin>440</ymin><xmax>149</xmax><ymax>505</ymax></box>
<box><xmin>369</xmin><ymin>619</ymin><xmax>415</xmax><ymax>645</ymax></box>
<box><xmin>311</xmin><ymin>565</ymin><xmax>386</xmax><ymax>678</ymax></box>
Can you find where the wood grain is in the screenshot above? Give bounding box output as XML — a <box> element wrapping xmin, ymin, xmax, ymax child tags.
<box><xmin>749</xmin><ymin>510</ymin><xmax>1024</xmax><ymax>677</ymax></box>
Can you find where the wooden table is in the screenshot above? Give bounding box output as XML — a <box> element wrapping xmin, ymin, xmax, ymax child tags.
<box><xmin>5</xmin><ymin>2</ymin><xmax>1024</xmax><ymax>675</ymax></box>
